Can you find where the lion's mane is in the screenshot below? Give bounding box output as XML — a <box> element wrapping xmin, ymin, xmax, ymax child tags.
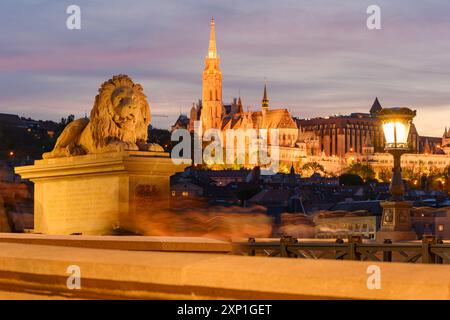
<box><xmin>89</xmin><ymin>74</ymin><xmax>151</xmax><ymax>148</ymax></box>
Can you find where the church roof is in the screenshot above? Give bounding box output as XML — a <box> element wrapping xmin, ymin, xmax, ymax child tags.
<box><xmin>220</xmin><ymin>107</ymin><xmax>297</xmax><ymax>131</ymax></box>
<box><xmin>172</xmin><ymin>114</ymin><xmax>189</xmax><ymax>129</ymax></box>
<box><xmin>253</xmin><ymin>109</ymin><xmax>298</xmax><ymax>129</ymax></box>
<box><xmin>248</xmin><ymin>188</ymin><xmax>292</xmax><ymax>205</ymax></box>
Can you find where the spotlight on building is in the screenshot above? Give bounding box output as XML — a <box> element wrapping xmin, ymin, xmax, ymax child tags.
<box><xmin>376</xmin><ymin>107</ymin><xmax>417</xmax><ymax>242</ymax></box>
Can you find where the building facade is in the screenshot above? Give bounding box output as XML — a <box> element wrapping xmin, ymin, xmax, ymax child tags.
<box><xmin>172</xmin><ymin>18</ymin><xmax>450</xmax><ymax>176</ymax></box>
<box><xmin>296</xmin><ymin>99</ymin><xmax>420</xmax><ymax>158</ymax></box>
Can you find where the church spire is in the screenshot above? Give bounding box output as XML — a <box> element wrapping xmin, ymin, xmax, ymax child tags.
<box><xmin>237</xmin><ymin>95</ymin><xmax>243</xmax><ymax>114</ymax></box>
<box><xmin>262</xmin><ymin>82</ymin><xmax>269</xmax><ymax>110</ymax></box>
<box><xmin>201</xmin><ymin>17</ymin><xmax>222</xmax><ymax>131</ymax></box>
<box><xmin>370</xmin><ymin>97</ymin><xmax>382</xmax><ymax>115</ymax></box>
<box><xmin>290</xmin><ymin>162</ymin><xmax>295</xmax><ymax>175</ymax></box>
<box><xmin>208</xmin><ymin>17</ymin><xmax>217</xmax><ymax>59</ymax></box>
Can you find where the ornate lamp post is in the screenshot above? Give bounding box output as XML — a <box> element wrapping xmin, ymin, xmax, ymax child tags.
<box><xmin>376</xmin><ymin>107</ymin><xmax>417</xmax><ymax>242</ymax></box>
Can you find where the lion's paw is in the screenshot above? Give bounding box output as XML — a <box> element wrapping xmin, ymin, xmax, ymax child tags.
<box><xmin>108</xmin><ymin>141</ymin><xmax>139</xmax><ymax>152</ymax></box>
<box><xmin>138</xmin><ymin>143</ymin><xmax>164</xmax><ymax>152</ymax></box>
<box><xmin>148</xmin><ymin>143</ymin><xmax>164</xmax><ymax>152</ymax></box>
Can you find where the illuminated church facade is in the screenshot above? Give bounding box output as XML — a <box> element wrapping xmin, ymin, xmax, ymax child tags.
<box><xmin>179</xmin><ymin>17</ymin><xmax>301</xmax><ymax>169</ymax></box>
<box><xmin>172</xmin><ymin>18</ymin><xmax>450</xmax><ymax>176</ymax></box>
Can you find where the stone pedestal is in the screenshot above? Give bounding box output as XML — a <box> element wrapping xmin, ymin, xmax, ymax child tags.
<box><xmin>15</xmin><ymin>151</ymin><xmax>188</xmax><ymax>235</ymax></box>
<box><xmin>376</xmin><ymin>201</ymin><xmax>417</xmax><ymax>242</ymax></box>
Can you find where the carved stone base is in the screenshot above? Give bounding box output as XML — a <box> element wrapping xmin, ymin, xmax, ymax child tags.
<box><xmin>376</xmin><ymin>200</ymin><xmax>417</xmax><ymax>242</ymax></box>
<box><xmin>380</xmin><ymin>200</ymin><xmax>413</xmax><ymax>231</ymax></box>
<box><xmin>15</xmin><ymin>151</ymin><xmax>188</xmax><ymax>235</ymax></box>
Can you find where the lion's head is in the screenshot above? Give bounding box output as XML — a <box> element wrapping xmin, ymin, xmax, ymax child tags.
<box><xmin>90</xmin><ymin>74</ymin><xmax>151</xmax><ymax>148</ymax></box>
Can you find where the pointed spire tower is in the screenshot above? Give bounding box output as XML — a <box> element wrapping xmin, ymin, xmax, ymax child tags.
<box><xmin>262</xmin><ymin>81</ymin><xmax>269</xmax><ymax>112</ymax></box>
<box><xmin>237</xmin><ymin>95</ymin><xmax>243</xmax><ymax>114</ymax></box>
<box><xmin>200</xmin><ymin>17</ymin><xmax>223</xmax><ymax>131</ymax></box>
<box><xmin>208</xmin><ymin>17</ymin><xmax>217</xmax><ymax>59</ymax></box>
<box><xmin>442</xmin><ymin>127</ymin><xmax>450</xmax><ymax>155</ymax></box>
<box><xmin>370</xmin><ymin>97</ymin><xmax>382</xmax><ymax>116</ymax></box>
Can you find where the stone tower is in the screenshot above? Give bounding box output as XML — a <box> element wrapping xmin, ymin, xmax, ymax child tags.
<box><xmin>188</xmin><ymin>103</ymin><xmax>198</xmax><ymax>132</ymax></box>
<box><xmin>200</xmin><ymin>17</ymin><xmax>223</xmax><ymax>131</ymax></box>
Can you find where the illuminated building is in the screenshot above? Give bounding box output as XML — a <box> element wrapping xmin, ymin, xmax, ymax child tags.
<box><xmin>172</xmin><ymin>18</ymin><xmax>450</xmax><ymax>176</ymax></box>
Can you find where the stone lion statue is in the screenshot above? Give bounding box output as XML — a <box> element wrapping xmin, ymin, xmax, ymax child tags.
<box><xmin>43</xmin><ymin>75</ymin><xmax>163</xmax><ymax>159</ymax></box>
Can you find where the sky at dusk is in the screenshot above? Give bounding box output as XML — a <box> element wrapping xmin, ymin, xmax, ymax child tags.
<box><xmin>1</xmin><ymin>0</ymin><xmax>450</xmax><ymax>136</ymax></box>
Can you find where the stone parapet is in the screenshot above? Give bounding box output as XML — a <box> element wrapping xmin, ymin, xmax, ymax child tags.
<box><xmin>1</xmin><ymin>241</ymin><xmax>449</xmax><ymax>299</ymax></box>
<box><xmin>0</xmin><ymin>233</ymin><xmax>232</xmax><ymax>253</ymax></box>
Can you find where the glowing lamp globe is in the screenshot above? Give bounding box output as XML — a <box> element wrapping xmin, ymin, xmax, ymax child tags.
<box><xmin>377</xmin><ymin>107</ymin><xmax>416</xmax><ymax>150</ymax></box>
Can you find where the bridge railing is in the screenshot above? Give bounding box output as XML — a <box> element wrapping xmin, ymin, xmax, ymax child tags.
<box><xmin>234</xmin><ymin>235</ymin><xmax>450</xmax><ymax>264</ymax></box>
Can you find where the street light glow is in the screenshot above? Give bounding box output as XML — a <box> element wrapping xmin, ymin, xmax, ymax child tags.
<box><xmin>377</xmin><ymin>107</ymin><xmax>416</xmax><ymax>151</ymax></box>
<box><xmin>382</xmin><ymin>121</ymin><xmax>410</xmax><ymax>149</ymax></box>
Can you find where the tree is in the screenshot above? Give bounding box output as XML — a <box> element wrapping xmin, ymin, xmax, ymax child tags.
<box><xmin>378</xmin><ymin>168</ymin><xmax>392</xmax><ymax>183</ymax></box>
<box><xmin>339</xmin><ymin>173</ymin><xmax>364</xmax><ymax>186</ymax></box>
<box><xmin>56</xmin><ymin>114</ymin><xmax>75</xmax><ymax>137</ymax></box>
<box><xmin>147</xmin><ymin>128</ymin><xmax>171</xmax><ymax>151</ymax></box>
<box><xmin>444</xmin><ymin>165</ymin><xmax>450</xmax><ymax>194</ymax></box>
<box><xmin>346</xmin><ymin>163</ymin><xmax>375</xmax><ymax>182</ymax></box>
<box><xmin>431</xmin><ymin>165</ymin><xmax>450</xmax><ymax>193</ymax></box>
<box><xmin>301</xmin><ymin>162</ymin><xmax>326</xmax><ymax>176</ymax></box>
<box><xmin>235</xmin><ymin>186</ymin><xmax>261</xmax><ymax>203</ymax></box>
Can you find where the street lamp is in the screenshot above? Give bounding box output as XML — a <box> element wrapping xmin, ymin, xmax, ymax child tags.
<box><xmin>376</xmin><ymin>107</ymin><xmax>417</xmax><ymax>242</ymax></box>
<box><xmin>378</xmin><ymin>107</ymin><xmax>416</xmax><ymax>200</ymax></box>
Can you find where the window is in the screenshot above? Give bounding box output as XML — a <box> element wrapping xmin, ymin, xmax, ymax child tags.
<box><xmin>438</xmin><ymin>224</ymin><xmax>444</xmax><ymax>232</ymax></box>
<box><xmin>182</xmin><ymin>191</ymin><xmax>189</xmax><ymax>197</ymax></box>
